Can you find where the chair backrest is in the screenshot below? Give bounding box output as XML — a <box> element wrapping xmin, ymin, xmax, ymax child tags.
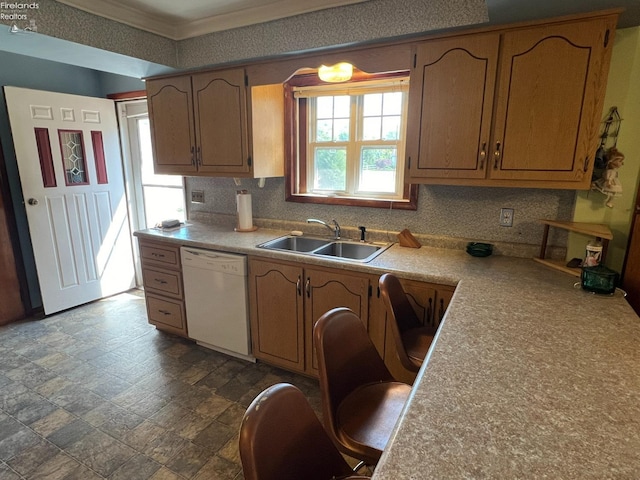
<box><xmin>239</xmin><ymin>383</ymin><xmax>356</xmax><ymax>480</ymax></box>
<box><xmin>314</xmin><ymin>307</ymin><xmax>395</xmax><ymax>449</ymax></box>
<box><xmin>379</xmin><ymin>273</ymin><xmax>423</xmax><ymax>372</ymax></box>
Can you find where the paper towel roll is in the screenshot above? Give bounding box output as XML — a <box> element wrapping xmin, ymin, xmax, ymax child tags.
<box><xmin>236</xmin><ymin>190</ymin><xmax>253</xmax><ymax>230</ymax></box>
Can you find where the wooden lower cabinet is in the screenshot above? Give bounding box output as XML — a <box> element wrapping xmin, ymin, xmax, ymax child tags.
<box><xmin>248</xmin><ymin>256</ymin><xmax>369</xmax><ymax>377</ymax></box>
<box><xmin>138</xmin><ymin>239</ymin><xmax>188</xmax><ymax>337</ymax></box>
<box><xmin>304</xmin><ymin>267</ymin><xmax>370</xmax><ymax>375</ymax></box>
<box><xmin>369</xmin><ymin>276</ymin><xmax>455</xmax><ymax>384</ymax></box>
<box><xmin>248</xmin><ymin>259</ymin><xmax>305</xmax><ymax>372</ymax></box>
<box><xmin>248</xmin><ymin>256</ymin><xmax>455</xmax><ymax>381</ymax></box>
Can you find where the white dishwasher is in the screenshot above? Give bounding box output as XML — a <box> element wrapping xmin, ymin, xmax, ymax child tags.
<box><xmin>181</xmin><ymin>247</ymin><xmax>253</xmax><ymax>361</ymax></box>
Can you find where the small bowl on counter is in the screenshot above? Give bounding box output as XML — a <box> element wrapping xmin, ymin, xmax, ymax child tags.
<box><xmin>466</xmin><ymin>242</ymin><xmax>493</xmax><ymax>257</ymax></box>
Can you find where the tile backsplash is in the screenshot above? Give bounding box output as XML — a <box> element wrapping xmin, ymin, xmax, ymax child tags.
<box><xmin>187</xmin><ymin>176</ymin><xmax>575</xmax><ymax>258</ymax></box>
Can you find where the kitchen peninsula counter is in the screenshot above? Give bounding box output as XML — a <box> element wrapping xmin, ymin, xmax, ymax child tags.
<box><xmin>135</xmin><ymin>223</ymin><xmax>640</xmax><ymax>477</ymax></box>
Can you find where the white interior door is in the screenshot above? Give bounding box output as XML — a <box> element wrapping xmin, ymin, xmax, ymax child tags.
<box><xmin>4</xmin><ymin>86</ymin><xmax>135</xmax><ymax>315</ymax></box>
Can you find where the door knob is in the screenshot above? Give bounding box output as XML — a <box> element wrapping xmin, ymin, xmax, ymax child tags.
<box><xmin>27</xmin><ymin>198</ymin><xmax>38</xmax><ymax>205</ymax></box>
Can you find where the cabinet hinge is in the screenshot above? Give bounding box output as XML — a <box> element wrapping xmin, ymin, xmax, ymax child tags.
<box><xmin>413</xmin><ymin>53</ymin><xmax>417</xmax><ymax>69</ymax></box>
<box><xmin>604</xmin><ymin>29</ymin><xmax>610</xmax><ymax>48</ymax></box>
<box><xmin>247</xmin><ymin>156</ymin><xmax>252</xmax><ymax>166</ymax></box>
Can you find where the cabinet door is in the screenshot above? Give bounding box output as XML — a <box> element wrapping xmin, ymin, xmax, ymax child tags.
<box><xmin>248</xmin><ymin>258</ymin><xmax>305</xmax><ymax>372</ymax></box>
<box><xmin>490</xmin><ymin>18</ymin><xmax>614</xmax><ymax>185</ymax></box>
<box><xmin>435</xmin><ymin>287</ymin><xmax>454</xmax><ymax>327</ymax></box>
<box><xmin>146</xmin><ymin>76</ymin><xmax>197</xmax><ymax>175</ymax></box>
<box><xmin>192</xmin><ymin>69</ymin><xmax>251</xmax><ymax>175</ymax></box>
<box><xmin>406</xmin><ymin>34</ymin><xmax>499</xmax><ymax>180</ymax></box>
<box><xmin>304</xmin><ymin>268</ymin><xmax>370</xmax><ymax>375</ymax></box>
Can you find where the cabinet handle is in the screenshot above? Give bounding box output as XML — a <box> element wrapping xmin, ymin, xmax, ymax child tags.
<box><xmin>305</xmin><ymin>277</ymin><xmax>311</xmax><ymax>298</ymax></box>
<box><xmin>151</xmin><ymin>253</ymin><xmax>165</xmax><ymax>258</ymax></box>
<box><xmin>154</xmin><ymin>278</ymin><xmax>168</xmax><ymax>284</ymax></box>
<box><xmin>296</xmin><ymin>276</ymin><xmax>301</xmax><ymax>296</ymax></box>
<box><xmin>158</xmin><ymin>309</ymin><xmax>171</xmax><ymax>315</ymax></box>
<box><xmin>190</xmin><ymin>146</ymin><xmax>195</xmax><ymax>166</ymax></box>
<box><xmin>427</xmin><ymin>297</ymin><xmax>433</xmax><ymax>327</ymax></box>
<box><xmin>493</xmin><ymin>141</ymin><xmax>501</xmax><ymax>169</ymax></box>
<box><xmin>196</xmin><ymin>147</ymin><xmax>201</xmax><ymax>166</ymax></box>
<box><xmin>439</xmin><ymin>298</ymin><xmax>445</xmax><ymax>321</ymax></box>
<box><xmin>583</xmin><ymin>156</ymin><xmax>590</xmax><ymax>172</ymax></box>
<box><xmin>479</xmin><ymin>142</ymin><xmax>487</xmax><ymax>169</ymax></box>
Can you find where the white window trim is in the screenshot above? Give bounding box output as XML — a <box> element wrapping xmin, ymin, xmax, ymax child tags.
<box><xmin>293</xmin><ymin>79</ymin><xmax>409</xmax><ymax>201</ymax></box>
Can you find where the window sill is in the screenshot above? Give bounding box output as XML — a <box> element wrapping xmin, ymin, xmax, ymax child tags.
<box><xmin>285</xmin><ymin>186</ymin><xmax>418</xmax><ymax>210</ymax></box>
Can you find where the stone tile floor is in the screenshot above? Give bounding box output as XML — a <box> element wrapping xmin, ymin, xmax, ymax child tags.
<box><xmin>0</xmin><ymin>290</ymin><xmax>324</xmax><ymax>479</ymax></box>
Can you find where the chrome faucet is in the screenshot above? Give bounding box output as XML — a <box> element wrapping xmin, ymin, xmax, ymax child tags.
<box><xmin>307</xmin><ymin>218</ymin><xmax>341</xmax><ymax>240</ymax></box>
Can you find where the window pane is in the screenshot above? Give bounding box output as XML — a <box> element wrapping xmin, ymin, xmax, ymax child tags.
<box><xmin>314</xmin><ymin>147</ymin><xmax>346</xmax><ymax>191</ymax></box>
<box><xmin>382</xmin><ymin>92</ymin><xmax>403</xmax><ymax>115</ymax></box>
<box><xmin>334</xmin><ymin>119</ymin><xmax>350</xmax><ymax>141</ymax></box>
<box><xmin>139</xmin><ymin>118</ymin><xmax>182</xmax><ymax>186</ymax></box>
<box><xmin>363</xmin><ymin>93</ymin><xmax>382</xmax><ymax>116</ymax></box>
<box><xmin>382</xmin><ymin>116</ymin><xmax>401</xmax><ymax>140</ymax></box>
<box><xmin>359</xmin><ymin>146</ymin><xmax>397</xmax><ymax>193</ymax></box>
<box><xmin>143</xmin><ymin>186</ymin><xmax>186</xmax><ymax>226</ymax></box>
<box><xmin>363</xmin><ymin>117</ymin><xmax>382</xmax><ymax>140</ymax></box>
<box><xmin>334</xmin><ymin>96</ymin><xmax>350</xmax><ymax>118</ymax></box>
<box><xmin>316</xmin><ymin>119</ymin><xmax>333</xmax><ymax>142</ymax></box>
<box><xmin>317</xmin><ymin>96</ymin><xmax>334</xmax><ymax>118</ymax></box>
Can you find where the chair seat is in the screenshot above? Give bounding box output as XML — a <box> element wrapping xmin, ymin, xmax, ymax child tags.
<box><xmin>401</xmin><ymin>327</ymin><xmax>434</xmax><ymax>368</ymax></box>
<box><xmin>336</xmin><ymin>381</ymin><xmax>412</xmax><ymax>463</ymax></box>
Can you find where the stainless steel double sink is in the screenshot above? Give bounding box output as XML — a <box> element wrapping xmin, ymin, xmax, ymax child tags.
<box><xmin>257</xmin><ymin>235</ymin><xmax>392</xmax><ymax>263</ymax></box>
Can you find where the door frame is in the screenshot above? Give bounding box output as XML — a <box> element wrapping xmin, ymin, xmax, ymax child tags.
<box><xmin>0</xmin><ymin>139</ymin><xmax>29</xmax><ymax>321</ymax></box>
<box><xmin>621</xmin><ymin>179</ymin><xmax>640</xmax><ymax>307</ymax></box>
<box><xmin>116</xmin><ymin>98</ymin><xmax>187</xmax><ymax>287</ymax></box>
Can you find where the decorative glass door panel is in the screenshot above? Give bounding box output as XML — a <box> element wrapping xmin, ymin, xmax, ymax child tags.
<box><xmin>58</xmin><ymin>129</ymin><xmax>89</xmax><ymax>185</ymax></box>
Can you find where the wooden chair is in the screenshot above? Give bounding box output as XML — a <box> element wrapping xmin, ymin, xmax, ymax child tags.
<box><xmin>379</xmin><ymin>273</ymin><xmax>435</xmax><ymax>373</ymax></box>
<box><xmin>313</xmin><ymin>307</ymin><xmax>412</xmax><ymax>466</ymax></box>
<box><xmin>239</xmin><ymin>382</ymin><xmax>370</xmax><ymax>480</ymax></box>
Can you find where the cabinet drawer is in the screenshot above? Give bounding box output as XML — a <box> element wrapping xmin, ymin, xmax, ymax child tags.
<box><xmin>142</xmin><ymin>267</ymin><xmax>183</xmax><ymax>298</ymax></box>
<box><xmin>140</xmin><ymin>241</ymin><xmax>180</xmax><ymax>269</ymax></box>
<box><xmin>146</xmin><ymin>294</ymin><xmax>186</xmax><ymax>332</ymax></box>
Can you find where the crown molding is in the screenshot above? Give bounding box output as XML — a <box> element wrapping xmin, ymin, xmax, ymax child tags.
<box><xmin>56</xmin><ymin>0</ymin><xmax>371</xmax><ymax>40</ymax></box>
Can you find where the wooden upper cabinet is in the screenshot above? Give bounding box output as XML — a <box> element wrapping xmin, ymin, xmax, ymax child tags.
<box><xmin>146</xmin><ymin>75</ymin><xmax>197</xmax><ymax>174</ymax></box>
<box><xmin>146</xmin><ymin>68</ymin><xmax>284</xmax><ymax>178</ymax></box>
<box><xmin>406</xmin><ymin>13</ymin><xmax>617</xmax><ymax>189</ymax></box>
<box><xmin>490</xmin><ymin>19</ymin><xmax>612</xmax><ymax>185</ymax></box>
<box><xmin>192</xmin><ymin>69</ymin><xmax>250</xmax><ymax>175</ymax></box>
<box><xmin>406</xmin><ymin>34</ymin><xmax>499</xmax><ymax>180</ymax></box>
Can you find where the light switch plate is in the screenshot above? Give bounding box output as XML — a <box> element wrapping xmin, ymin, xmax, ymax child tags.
<box><xmin>191</xmin><ymin>190</ymin><xmax>204</xmax><ymax>203</ymax></box>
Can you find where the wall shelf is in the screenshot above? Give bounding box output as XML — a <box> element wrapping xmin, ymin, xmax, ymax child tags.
<box><xmin>533</xmin><ymin>219</ymin><xmax>613</xmax><ymax>277</ymax></box>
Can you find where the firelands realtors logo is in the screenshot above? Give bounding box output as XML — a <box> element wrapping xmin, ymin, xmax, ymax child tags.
<box><xmin>1</xmin><ymin>2</ymin><xmax>39</xmax><ymax>21</ymax></box>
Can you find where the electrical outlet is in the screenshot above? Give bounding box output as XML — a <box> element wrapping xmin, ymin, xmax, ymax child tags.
<box><xmin>500</xmin><ymin>208</ymin><xmax>514</xmax><ymax>227</ymax></box>
<box><xmin>191</xmin><ymin>190</ymin><xmax>204</xmax><ymax>203</ymax></box>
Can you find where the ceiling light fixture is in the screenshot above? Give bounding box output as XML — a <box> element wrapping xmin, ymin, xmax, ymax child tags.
<box><xmin>318</xmin><ymin>62</ymin><xmax>353</xmax><ymax>83</ymax></box>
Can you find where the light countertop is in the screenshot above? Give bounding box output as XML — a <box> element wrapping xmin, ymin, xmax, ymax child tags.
<box><xmin>135</xmin><ymin>223</ymin><xmax>640</xmax><ymax>477</ymax></box>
